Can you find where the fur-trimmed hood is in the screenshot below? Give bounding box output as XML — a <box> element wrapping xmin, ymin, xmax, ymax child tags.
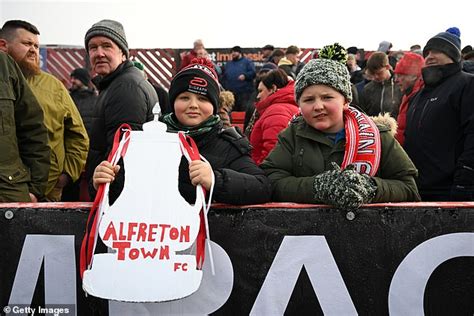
<box><xmin>372</xmin><ymin>113</ymin><xmax>398</xmax><ymax>136</ymax></box>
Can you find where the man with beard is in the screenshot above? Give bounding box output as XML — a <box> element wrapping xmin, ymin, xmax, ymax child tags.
<box><xmin>83</xmin><ymin>19</ymin><xmax>157</xmax><ymax>200</ymax></box>
<box><xmin>0</xmin><ymin>20</ymin><xmax>89</xmax><ymax>202</ymax></box>
<box><xmin>404</xmin><ymin>27</ymin><xmax>474</xmax><ymax>201</ymax></box>
<box><xmin>0</xmin><ymin>48</ymin><xmax>49</xmax><ymax>202</ymax></box>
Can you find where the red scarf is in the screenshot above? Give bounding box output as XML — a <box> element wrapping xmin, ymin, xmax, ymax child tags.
<box><xmin>342</xmin><ymin>106</ymin><xmax>381</xmax><ymax>176</ymax></box>
<box><xmin>395</xmin><ymin>78</ymin><xmax>424</xmax><ymax>145</ymax></box>
<box><xmin>80</xmin><ymin>124</ymin><xmax>131</xmax><ymax>278</ymax></box>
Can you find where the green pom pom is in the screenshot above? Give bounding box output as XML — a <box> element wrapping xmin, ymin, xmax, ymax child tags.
<box><xmin>132</xmin><ymin>60</ymin><xmax>145</xmax><ymax>71</ymax></box>
<box><xmin>318</xmin><ymin>43</ymin><xmax>348</xmax><ymax>64</ymax></box>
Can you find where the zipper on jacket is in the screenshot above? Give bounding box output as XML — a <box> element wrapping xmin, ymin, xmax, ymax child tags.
<box><xmin>380</xmin><ymin>84</ymin><xmax>385</xmax><ymax>114</ymax></box>
<box><xmin>407</xmin><ymin>92</ymin><xmax>421</xmax><ymax>128</ymax></box>
<box><xmin>391</xmin><ymin>79</ymin><xmax>395</xmax><ymax>107</ymax></box>
<box><xmin>297</xmin><ymin>148</ymin><xmax>304</xmax><ymax>166</ymax></box>
<box><xmin>418</xmin><ymin>99</ymin><xmax>430</xmax><ymax>128</ymax></box>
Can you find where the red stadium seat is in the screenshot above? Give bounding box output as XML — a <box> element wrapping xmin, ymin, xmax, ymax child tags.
<box><xmin>231</xmin><ymin>111</ymin><xmax>245</xmax><ymax>131</ymax></box>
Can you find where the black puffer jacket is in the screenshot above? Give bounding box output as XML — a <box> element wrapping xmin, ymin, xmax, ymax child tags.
<box><xmin>178</xmin><ymin>125</ymin><xmax>271</xmax><ymax>205</ymax></box>
<box><xmin>70</xmin><ymin>88</ymin><xmax>97</xmax><ymax>137</ymax></box>
<box><xmin>86</xmin><ymin>61</ymin><xmax>158</xmax><ymax>182</ymax></box>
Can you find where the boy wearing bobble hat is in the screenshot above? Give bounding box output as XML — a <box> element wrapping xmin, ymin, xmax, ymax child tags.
<box><xmin>261</xmin><ymin>43</ymin><xmax>420</xmax><ymax>209</ymax></box>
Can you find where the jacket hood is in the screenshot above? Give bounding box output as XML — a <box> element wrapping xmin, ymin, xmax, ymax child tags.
<box><xmin>372</xmin><ymin>113</ymin><xmax>398</xmax><ymax>136</ymax></box>
<box><xmin>278</xmin><ymin>57</ymin><xmax>293</xmax><ymax>66</ymax></box>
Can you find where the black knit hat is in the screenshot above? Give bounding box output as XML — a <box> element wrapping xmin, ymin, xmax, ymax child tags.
<box><xmin>168</xmin><ymin>58</ymin><xmax>220</xmax><ymax>115</ymax></box>
<box><xmin>347</xmin><ymin>46</ymin><xmax>358</xmax><ymax>55</ymax></box>
<box><xmin>70</xmin><ymin>68</ymin><xmax>90</xmax><ymax>86</ymax></box>
<box><xmin>423</xmin><ymin>28</ymin><xmax>461</xmax><ymax>62</ymax></box>
<box><xmin>84</xmin><ymin>19</ymin><xmax>129</xmax><ymax>58</ymax></box>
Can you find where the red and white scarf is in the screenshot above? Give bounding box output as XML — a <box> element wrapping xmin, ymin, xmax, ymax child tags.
<box><xmin>178</xmin><ymin>132</ymin><xmax>214</xmax><ymax>273</ymax></box>
<box><xmin>80</xmin><ymin>124</ymin><xmax>131</xmax><ymax>278</ymax></box>
<box><xmin>342</xmin><ymin>106</ymin><xmax>381</xmax><ymax>176</ymax></box>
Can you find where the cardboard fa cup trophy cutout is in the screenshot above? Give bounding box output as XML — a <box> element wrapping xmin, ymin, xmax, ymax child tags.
<box><xmin>81</xmin><ymin>104</ymin><xmax>214</xmax><ymax>302</ymax></box>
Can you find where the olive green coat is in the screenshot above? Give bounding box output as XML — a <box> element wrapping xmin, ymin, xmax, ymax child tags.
<box><xmin>261</xmin><ymin>115</ymin><xmax>421</xmax><ymax>203</ymax></box>
<box><xmin>27</xmin><ymin>71</ymin><xmax>89</xmax><ymax>200</ymax></box>
<box><xmin>0</xmin><ymin>52</ymin><xmax>50</xmax><ymax>201</ymax></box>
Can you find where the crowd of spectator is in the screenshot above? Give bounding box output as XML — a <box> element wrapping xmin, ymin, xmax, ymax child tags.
<box><xmin>1</xmin><ymin>19</ymin><xmax>473</xmax><ymax>206</ymax></box>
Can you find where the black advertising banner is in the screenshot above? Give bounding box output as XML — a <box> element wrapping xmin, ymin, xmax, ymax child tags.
<box><xmin>176</xmin><ymin>48</ymin><xmax>285</xmax><ymax>72</ymax></box>
<box><xmin>0</xmin><ymin>203</ymin><xmax>473</xmax><ymax>315</ymax></box>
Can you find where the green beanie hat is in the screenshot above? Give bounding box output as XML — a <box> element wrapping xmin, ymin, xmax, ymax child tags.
<box><xmin>295</xmin><ymin>43</ymin><xmax>352</xmax><ymax>103</ymax></box>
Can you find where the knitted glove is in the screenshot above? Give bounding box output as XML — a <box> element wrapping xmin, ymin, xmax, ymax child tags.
<box><xmin>336</xmin><ymin>164</ymin><xmax>377</xmax><ymax>209</ymax></box>
<box><xmin>313</xmin><ymin>163</ymin><xmax>343</xmax><ymax>205</ymax></box>
<box><xmin>313</xmin><ymin>163</ymin><xmax>377</xmax><ymax>209</ymax></box>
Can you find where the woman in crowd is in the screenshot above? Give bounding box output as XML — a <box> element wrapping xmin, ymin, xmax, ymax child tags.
<box><xmin>261</xmin><ymin>44</ymin><xmax>420</xmax><ymax>209</ymax></box>
<box><xmin>247</xmin><ymin>69</ymin><xmax>299</xmax><ymax>165</ymax></box>
<box><xmin>93</xmin><ymin>59</ymin><xmax>271</xmax><ymax>205</ymax></box>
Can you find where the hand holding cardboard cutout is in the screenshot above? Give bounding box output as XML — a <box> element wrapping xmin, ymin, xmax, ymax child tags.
<box><xmin>83</xmin><ymin>119</ymin><xmax>204</xmax><ymax>302</ymax></box>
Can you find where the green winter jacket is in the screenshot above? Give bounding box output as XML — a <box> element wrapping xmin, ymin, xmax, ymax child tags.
<box><xmin>27</xmin><ymin>71</ymin><xmax>89</xmax><ymax>200</ymax></box>
<box><xmin>0</xmin><ymin>52</ymin><xmax>50</xmax><ymax>201</ymax></box>
<box><xmin>261</xmin><ymin>115</ymin><xmax>421</xmax><ymax>203</ymax></box>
